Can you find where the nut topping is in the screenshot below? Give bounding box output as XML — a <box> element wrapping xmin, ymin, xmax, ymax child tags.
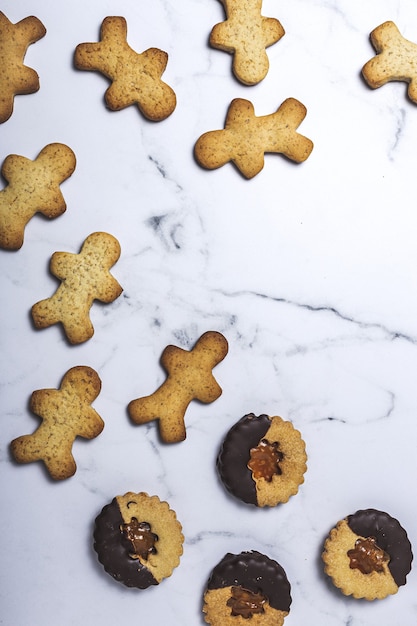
<box><xmin>247</xmin><ymin>438</ymin><xmax>283</xmax><ymax>482</ymax></box>
<box><xmin>121</xmin><ymin>518</ymin><xmax>158</xmax><ymax>560</ymax></box>
<box><xmin>227</xmin><ymin>586</ymin><xmax>266</xmax><ymax>618</ymax></box>
<box><xmin>347</xmin><ymin>536</ymin><xmax>389</xmax><ymax>574</ymax></box>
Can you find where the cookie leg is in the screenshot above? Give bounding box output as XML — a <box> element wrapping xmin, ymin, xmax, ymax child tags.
<box><xmin>128</xmin><ymin>392</ymin><xmax>188</xmax><ymax>443</ymax></box>
<box><xmin>32</xmin><ymin>296</ymin><xmax>95</xmax><ymax>344</ymax></box>
<box><xmin>0</xmin><ymin>206</ymin><xmax>27</xmax><ymax>249</ymax></box>
<box><xmin>31</xmin><ymin>297</ymin><xmax>62</xmax><ymax>329</ymax></box>
<box><xmin>10</xmin><ymin>432</ymin><xmax>77</xmax><ymax>479</ymax></box>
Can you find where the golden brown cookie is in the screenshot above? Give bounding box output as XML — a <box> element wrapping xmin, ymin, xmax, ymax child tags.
<box><xmin>217</xmin><ymin>414</ymin><xmax>307</xmax><ymax>507</ymax></box>
<box><xmin>74</xmin><ymin>16</ymin><xmax>176</xmax><ymax>121</ymax></box>
<box><xmin>31</xmin><ymin>232</ymin><xmax>123</xmax><ymax>344</ymax></box>
<box><xmin>0</xmin><ymin>11</ymin><xmax>46</xmax><ymax>123</ymax></box>
<box><xmin>209</xmin><ymin>0</ymin><xmax>285</xmax><ymax>85</ymax></box>
<box><xmin>10</xmin><ymin>366</ymin><xmax>103</xmax><ymax>480</ymax></box>
<box><xmin>322</xmin><ymin>509</ymin><xmax>413</xmax><ymax>600</ymax></box>
<box><xmin>194</xmin><ymin>98</ymin><xmax>313</xmax><ymax>178</ymax></box>
<box><xmin>94</xmin><ymin>492</ymin><xmax>184</xmax><ymax>588</ymax></box>
<box><xmin>203</xmin><ymin>551</ymin><xmax>291</xmax><ymax>626</ymax></box>
<box><xmin>128</xmin><ymin>331</ymin><xmax>228</xmax><ymax>443</ymax></box>
<box><xmin>0</xmin><ymin>143</ymin><xmax>76</xmax><ymax>250</ymax></box>
<box><xmin>362</xmin><ymin>21</ymin><xmax>417</xmax><ymax>102</ymax></box>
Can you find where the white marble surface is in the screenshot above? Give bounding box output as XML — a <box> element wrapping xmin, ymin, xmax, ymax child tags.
<box><xmin>1</xmin><ymin>0</ymin><xmax>417</xmax><ymax>624</ymax></box>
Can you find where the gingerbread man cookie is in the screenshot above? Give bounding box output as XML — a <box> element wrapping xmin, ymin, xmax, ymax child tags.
<box><xmin>0</xmin><ymin>143</ymin><xmax>76</xmax><ymax>250</ymax></box>
<box><xmin>210</xmin><ymin>0</ymin><xmax>285</xmax><ymax>85</ymax></box>
<box><xmin>10</xmin><ymin>366</ymin><xmax>103</xmax><ymax>480</ymax></box>
<box><xmin>0</xmin><ymin>12</ymin><xmax>46</xmax><ymax>123</ymax></box>
<box><xmin>74</xmin><ymin>16</ymin><xmax>176</xmax><ymax>121</ymax></box>
<box><xmin>362</xmin><ymin>21</ymin><xmax>417</xmax><ymax>103</ymax></box>
<box><xmin>194</xmin><ymin>98</ymin><xmax>313</xmax><ymax>178</ymax></box>
<box><xmin>31</xmin><ymin>232</ymin><xmax>123</xmax><ymax>344</ymax></box>
<box><xmin>128</xmin><ymin>331</ymin><xmax>228</xmax><ymax>443</ymax></box>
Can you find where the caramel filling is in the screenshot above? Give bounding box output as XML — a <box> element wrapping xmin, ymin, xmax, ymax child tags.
<box><xmin>121</xmin><ymin>518</ymin><xmax>158</xmax><ymax>560</ymax></box>
<box><xmin>347</xmin><ymin>536</ymin><xmax>389</xmax><ymax>574</ymax></box>
<box><xmin>248</xmin><ymin>439</ymin><xmax>283</xmax><ymax>482</ymax></box>
<box><xmin>227</xmin><ymin>586</ymin><xmax>266</xmax><ymax>618</ymax></box>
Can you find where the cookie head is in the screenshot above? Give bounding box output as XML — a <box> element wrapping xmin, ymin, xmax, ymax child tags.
<box><xmin>322</xmin><ymin>509</ymin><xmax>413</xmax><ymax>600</ymax></box>
<box><xmin>203</xmin><ymin>551</ymin><xmax>291</xmax><ymax>626</ymax></box>
<box><xmin>93</xmin><ymin>492</ymin><xmax>184</xmax><ymax>588</ymax></box>
<box><xmin>217</xmin><ymin>414</ymin><xmax>307</xmax><ymax>507</ymax></box>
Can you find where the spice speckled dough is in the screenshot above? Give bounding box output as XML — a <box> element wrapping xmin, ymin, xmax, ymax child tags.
<box><xmin>0</xmin><ymin>12</ymin><xmax>46</xmax><ymax>123</ymax></box>
<box><xmin>93</xmin><ymin>492</ymin><xmax>184</xmax><ymax>589</ymax></box>
<box><xmin>322</xmin><ymin>508</ymin><xmax>413</xmax><ymax>600</ymax></box>
<box><xmin>203</xmin><ymin>551</ymin><xmax>291</xmax><ymax>626</ymax></box>
<box><xmin>217</xmin><ymin>414</ymin><xmax>307</xmax><ymax>507</ymax></box>
<box><xmin>0</xmin><ymin>143</ymin><xmax>76</xmax><ymax>250</ymax></box>
<box><xmin>74</xmin><ymin>16</ymin><xmax>176</xmax><ymax>121</ymax></box>
<box><xmin>209</xmin><ymin>0</ymin><xmax>285</xmax><ymax>85</ymax></box>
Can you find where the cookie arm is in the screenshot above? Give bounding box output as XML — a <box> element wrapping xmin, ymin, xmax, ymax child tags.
<box><xmin>49</xmin><ymin>251</ymin><xmax>77</xmax><ymax>279</ymax></box>
<box><xmin>74</xmin><ymin>17</ymin><xmax>127</xmax><ymax>76</ymax></box>
<box><xmin>94</xmin><ymin>275</ymin><xmax>123</xmax><ymax>303</ymax></box>
<box><xmin>71</xmin><ymin>408</ymin><xmax>104</xmax><ymax>439</ymax></box>
<box><xmin>261</xmin><ymin>16</ymin><xmax>285</xmax><ymax>47</ymax></box>
<box><xmin>18</xmin><ymin>15</ymin><xmax>47</xmax><ymax>45</ymax></box>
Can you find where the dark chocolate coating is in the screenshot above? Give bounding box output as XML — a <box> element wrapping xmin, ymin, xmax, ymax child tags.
<box><xmin>217</xmin><ymin>414</ymin><xmax>271</xmax><ymax>505</ymax></box>
<box><xmin>93</xmin><ymin>498</ymin><xmax>158</xmax><ymax>589</ymax></box>
<box><xmin>347</xmin><ymin>509</ymin><xmax>413</xmax><ymax>587</ymax></box>
<box><xmin>207</xmin><ymin>550</ymin><xmax>292</xmax><ymax>613</ymax></box>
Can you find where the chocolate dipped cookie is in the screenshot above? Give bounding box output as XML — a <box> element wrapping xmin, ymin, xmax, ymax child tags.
<box><xmin>203</xmin><ymin>550</ymin><xmax>291</xmax><ymax>626</ymax></box>
<box><xmin>322</xmin><ymin>508</ymin><xmax>413</xmax><ymax>600</ymax></box>
<box><xmin>93</xmin><ymin>492</ymin><xmax>183</xmax><ymax>588</ymax></box>
<box><xmin>217</xmin><ymin>414</ymin><xmax>307</xmax><ymax>507</ymax></box>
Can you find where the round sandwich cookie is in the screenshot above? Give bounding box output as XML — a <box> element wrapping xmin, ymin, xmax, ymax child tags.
<box><xmin>217</xmin><ymin>414</ymin><xmax>307</xmax><ymax>507</ymax></box>
<box><xmin>322</xmin><ymin>508</ymin><xmax>413</xmax><ymax>600</ymax></box>
<box><xmin>93</xmin><ymin>491</ymin><xmax>184</xmax><ymax>588</ymax></box>
<box><xmin>203</xmin><ymin>550</ymin><xmax>292</xmax><ymax>626</ymax></box>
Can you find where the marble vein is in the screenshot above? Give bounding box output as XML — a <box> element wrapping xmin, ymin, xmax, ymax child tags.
<box><xmin>215</xmin><ymin>287</ymin><xmax>417</xmax><ymax>345</ymax></box>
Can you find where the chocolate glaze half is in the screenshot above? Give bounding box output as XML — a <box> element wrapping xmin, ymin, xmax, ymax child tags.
<box><xmin>207</xmin><ymin>550</ymin><xmax>292</xmax><ymax>613</ymax></box>
<box><xmin>93</xmin><ymin>497</ymin><xmax>158</xmax><ymax>589</ymax></box>
<box><xmin>347</xmin><ymin>508</ymin><xmax>413</xmax><ymax>587</ymax></box>
<box><xmin>217</xmin><ymin>414</ymin><xmax>271</xmax><ymax>505</ymax></box>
